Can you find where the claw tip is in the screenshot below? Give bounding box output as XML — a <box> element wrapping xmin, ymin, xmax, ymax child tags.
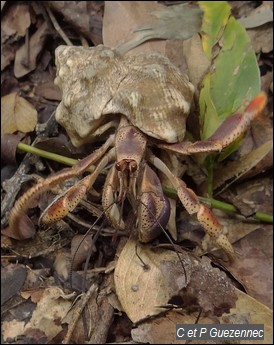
<box><xmin>247</xmin><ymin>91</ymin><xmax>267</xmax><ymax>114</ymax></box>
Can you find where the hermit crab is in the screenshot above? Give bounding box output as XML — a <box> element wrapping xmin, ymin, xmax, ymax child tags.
<box><xmin>6</xmin><ymin>45</ymin><xmax>266</xmax><ymax>260</ymax></box>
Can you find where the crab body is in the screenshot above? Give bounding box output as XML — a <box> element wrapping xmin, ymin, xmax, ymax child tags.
<box><xmin>5</xmin><ymin>45</ymin><xmax>267</xmax><ymax>261</ymax></box>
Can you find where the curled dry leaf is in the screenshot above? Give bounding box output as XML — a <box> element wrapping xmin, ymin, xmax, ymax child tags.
<box><xmin>1</xmin><ymin>92</ymin><xmax>37</xmax><ymax>134</ymax></box>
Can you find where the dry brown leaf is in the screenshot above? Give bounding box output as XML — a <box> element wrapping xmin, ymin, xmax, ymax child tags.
<box><xmin>14</xmin><ymin>21</ymin><xmax>49</xmax><ymax>78</ymax></box>
<box><xmin>114</xmin><ymin>238</ymin><xmax>192</xmax><ymax>323</ymax></box>
<box><xmin>1</xmin><ymin>264</ymin><xmax>27</xmax><ymax>305</ymax></box>
<box><xmin>238</xmin><ymin>2</ymin><xmax>273</xmax><ymax>29</ymax></box>
<box><xmin>23</xmin><ymin>287</ymin><xmax>72</xmax><ymax>341</ymax></box>
<box><xmin>1</xmin><ymin>3</ymin><xmax>30</xmax><ymax>41</ymax></box>
<box><xmin>131</xmin><ymin>288</ymin><xmax>273</xmax><ymax>344</ymax></box>
<box><xmin>1</xmin><ymin>92</ymin><xmax>37</xmax><ymax>134</ymax></box>
<box><xmin>221</xmin><ymin>288</ymin><xmax>273</xmax><ymax>344</ymax></box>
<box><xmin>2</xmin><ymin>319</ymin><xmax>25</xmax><ymax>342</ymax></box>
<box><xmin>113</xmin><ymin>3</ymin><xmax>202</xmax><ymax>55</ymax></box>
<box><xmin>115</xmin><ymin>239</ymin><xmax>236</xmax><ymax>323</ymax></box>
<box><xmin>103</xmin><ymin>1</ymin><xmax>202</xmax><ymax>70</ymax></box>
<box><xmin>103</xmin><ymin>1</ymin><xmax>167</xmax><ymax>54</ymax></box>
<box><xmin>247</xmin><ymin>24</ymin><xmax>273</xmax><ymax>53</ymax></box>
<box><xmin>1</xmin><ymin>133</ymin><xmax>25</xmax><ymax>165</ymax></box>
<box><xmin>213</xmin><ymin>140</ymin><xmax>273</xmax><ymax>192</ymax></box>
<box><xmin>47</xmin><ymin>1</ymin><xmax>103</xmax><ymax>44</ymax></box>
<box><xmin>132</xmin><ymin>310</ymin><xmax>215</xmax><ymax>344</ymax></box>
<box><xmin>220</xmin><ymin>176</ymin><xmax>273</xmax><ymax>217</ymax></box>
<box><xmin>35</xmin><ymin>81</ymin><xmax>62</xmax><ymax>101</ymax></box>
<box><xmin>228</xmin><ymin>225</ymin><xmax>273</xmax><ymax>308</ymax></box>
<box><xmin>182</xmin><ymin>33</ymin><xmax>211</xmax><ymax>94</ymax></box>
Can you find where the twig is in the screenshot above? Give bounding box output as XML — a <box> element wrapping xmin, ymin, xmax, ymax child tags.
<box><xmin>46</xmin><ymin>6</ymin><xmax>73</xmax><ymax>46</ymax></box>
<box><xmin>62</xmin><ymin>283</ymin><xmax>98</xmax><ymax>344</ymax></box>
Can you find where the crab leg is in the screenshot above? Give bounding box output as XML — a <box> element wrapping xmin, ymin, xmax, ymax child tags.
<box><xmin>149</xmin><ymin>154</ymin><xmax>234</xmax><ymax>260</ymax></box>
<box><xmin>159</xmin><ymin>92</ymin><xmax>267</xmax><ymax>155</ymax></box>
<box><xmin>5</xmin><ymin>135</ymin><xmax>115</xmax><ymax>240</ymax></box>
<box><xmin>40</xmin><ymin>148</ymin><xmax>116</xmax><ymax>225</ymax></box>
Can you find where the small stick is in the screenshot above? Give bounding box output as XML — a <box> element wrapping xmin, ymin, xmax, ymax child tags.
<box><xmin>62</xmin><ymin>283</ymin><xmax>98</xmax><ymax>344</ymax></box>
<box><xmin>46</xmin><ymin>6</ymin><xmax>73</xmax><ymax>46</ymax></box>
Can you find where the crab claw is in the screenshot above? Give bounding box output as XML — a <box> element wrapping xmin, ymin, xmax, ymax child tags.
<box><xmin>39</xmin><ymin>174</ymin><xmax>93</xmax><ymax>225</ymax></box>
<box><xmin>137</xmin><ymin>164</ymin><xmax>170</xmax><ymax>243</ymax></box>
<box><xmin>159</xmin><ymin>92</ymin><xmax>267</xmax><ymax>155</ymax></box>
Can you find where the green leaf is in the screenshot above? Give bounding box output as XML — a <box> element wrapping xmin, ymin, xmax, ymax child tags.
<box><xmin>199</xmin><ymin>1</ymin><xmax>231</xmax><ymax>59</ymax></box>
<box><xmin>198</xmin><ymin>1</ymin><xmax>261</xmax><ymax>139</ymax></box>
<box><xmin>197</xmin><ymin>1</ymin><xmax>261</xmax><ymax>196</ymax></box>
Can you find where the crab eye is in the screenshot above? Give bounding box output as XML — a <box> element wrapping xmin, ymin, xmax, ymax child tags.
<box><xmin>116</xmin><ymin>162</ymin><xmax>122</xmax><ymax>171</ymax></box>
<box><xmin>129</xmin><ymin>161</ymin><xmax>137</xmax><ymax>173</ymax></box>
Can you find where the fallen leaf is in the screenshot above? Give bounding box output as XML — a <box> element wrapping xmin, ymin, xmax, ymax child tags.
<box><xmin>71</xmin><ymin>234</ymin><xmax>97</xmax><ymax>270</ymax></box>
<box><xmin>221</xmin><ymin>288</ymin><xmax>273</xmax><ymax>344</ymax></box>
<box><xmin>115</xmin><ymin>3</ymin><xmax>202</xmax><ymax>54</ymax></box>
<box><xmin>115</xmin><ymin>239</ymin><xmax>236</xmax><ymax>323</ymax></box>
<box><xmin>229</xmin><ymin>225</ymin><xmax>273</xmax><ymax>309</ymax></box>
<box><xmin>35</xmin><ymin>81</ymin><xmax>62</xmax><ymax>101</ymax></box>
<box><xmin>132</xmin><ymin>289</ymin><xmax>273</xmax><ymax>344</ymax></box>
<box><xmin>238</xmin><ymin>2</ymin><xmax>273</xmax><ymax>29</ymax></box>
<box><xmin>2</xmin><ymin>319</ymin><xmax>25</xmax><ymax>342</ymax></box>
<box><xmin>220</xmin><ymin>176</ymin><xmax>273</xmax><ymax>217</ymax></box>
<box><xmin>23</xmin><ymin>287</ymin><xmax>72</xmax><ymax>341</ymax></box>
<box><xmin>1</xmin><ymin>264</ymin><xmax>27</xmax><ymax>305</ymax></box>
<box><xmin>182</xmin><ymin>33</ymin><xmax>211</xmax><ymax>94</ymax></box>
<box><xmin>1</xmin><ymin>3</ymin><xmax>30</xmax><ymax>41</ymax></box>
<box><xmin>199</xmin><ymin>4</ymin><xmax>261</xmax><ymax>138</ymax></box>
<box><xmin>103</xmin><ymin>1</ymin><xmax>170</xmax><ymax>54</ymax></box>
<box><xmin>131</xmin><ymin>310</ymin><xmax>215</xmax><ymax>344</ymax></box>
<box><xmin>14</xmin><ymin>21</ymin><xmax>49</xmax><ymax>78</ymax></box>
<box><xmin>114</xmin><ymin>238</ymin><xmax>192</xmax><ymax>323</ymax></box>
<box><xmin>213</xmin><ymin>140</ymin><xmax>273</xmax><ymax>192</ymax></box>
<box><xmin>247</xmin><ymin>24</ymin><xmax>273</xmax><ymax>54</ymax></box>
<box><xmin>1</xmin><ymin>92</ymin><xmax>37</xmax><ymax>134</ymax></box>
<box><xmin>48</xmin><ymin>1</ymin><xmax>103</xmax><ymax>45</ymax></box>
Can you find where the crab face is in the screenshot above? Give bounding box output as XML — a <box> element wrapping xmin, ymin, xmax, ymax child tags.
<box><xmin>5</xmin><ymin>45</ymin><xmax>266</xmax><ymax>261</ymax></box>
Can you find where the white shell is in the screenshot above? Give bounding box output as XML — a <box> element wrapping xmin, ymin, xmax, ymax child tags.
<box><xmin>55</xmin><ymin>45</ymin><xmax>194</xmax><ymax>147</ymax></box>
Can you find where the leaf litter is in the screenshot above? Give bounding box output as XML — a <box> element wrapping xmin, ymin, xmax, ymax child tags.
<box><xmin>1</xmin><ymin>1</ymin><xmax>273</xmax><ymax>344</ymax></box>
